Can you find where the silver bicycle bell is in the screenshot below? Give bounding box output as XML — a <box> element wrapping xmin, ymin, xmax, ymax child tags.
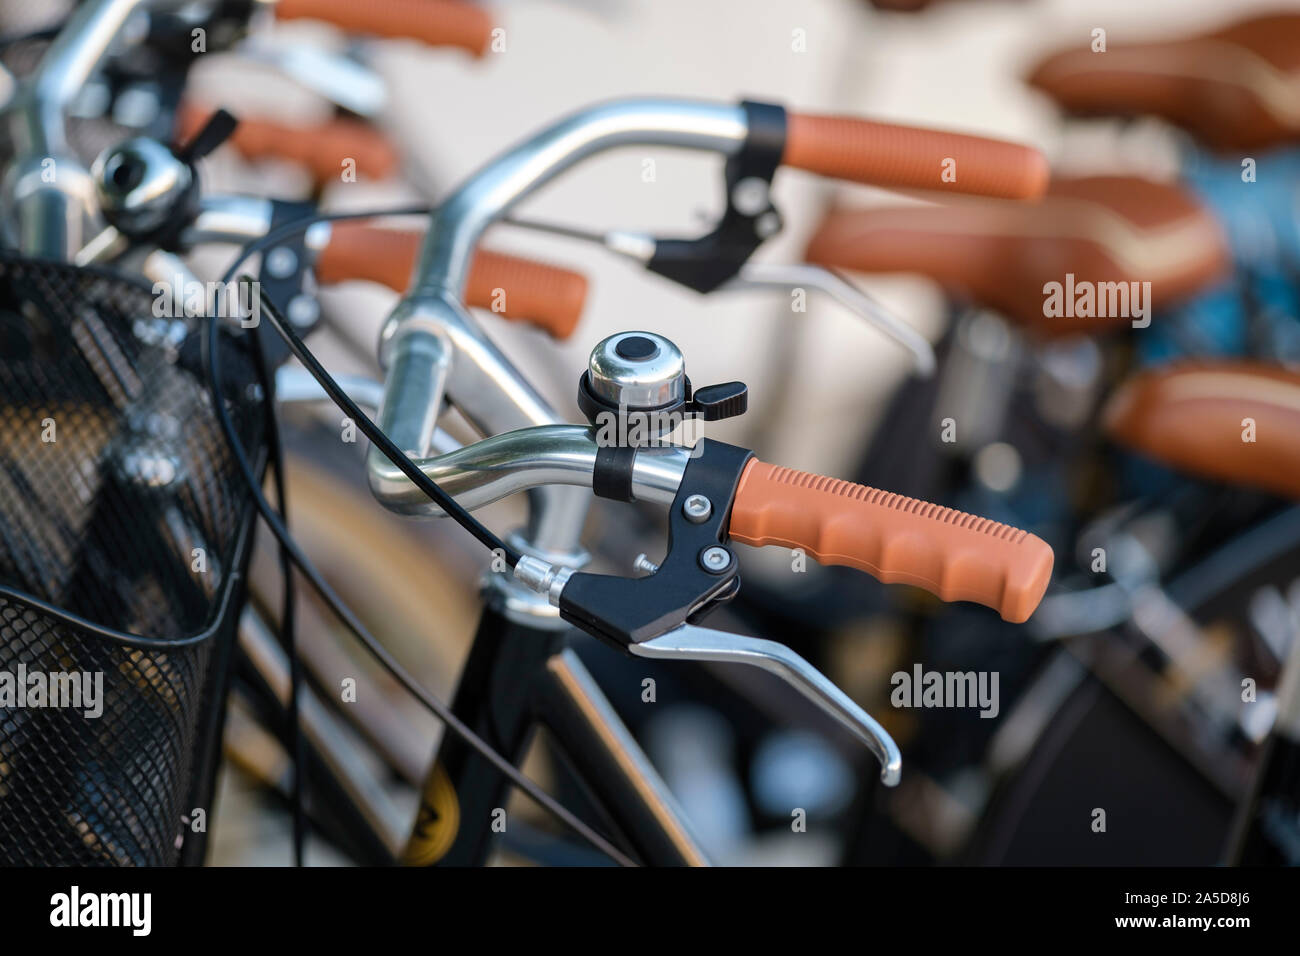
<box><xmin>92</xmin><ymin>137</ymin><xmax>193</xmax><ymax>237</ymax></box>
<box><xmin>578</xmin><ymin>331</ymin><xmax>748</xmax><ymax>444</ymax></box>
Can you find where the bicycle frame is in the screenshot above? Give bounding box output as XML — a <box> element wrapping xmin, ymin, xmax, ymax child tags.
<box><xmin>405</xmin><ymin>601</ymin><xmax>707</xmax><ymax>866</ymax></box>
<box><xmin>5</xmin><ymin>2</ymin><xmax>1054</xmax><ymax>864</ymax></box>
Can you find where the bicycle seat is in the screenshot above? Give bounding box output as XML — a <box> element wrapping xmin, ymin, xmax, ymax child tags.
<box><xmin>1026</xmin><ymin>13</ymin><xmax>1300</xmax><ymax>152</ymax></box>
<box><xmin>1104</xmin><ymin>361</ymin><xmax>1300</xmax><ymax>501</ymax></box>
<box><xmin>803</xmin><ymin>175</ymin><xmax>1229</xmax><ymax>336</ymax></box>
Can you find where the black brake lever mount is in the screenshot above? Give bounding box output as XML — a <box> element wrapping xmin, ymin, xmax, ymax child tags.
<box><xmin>559</xmin><ymin>438</ymin><xmax>754</xmax><ymax>649</ymax></box>
<box><xmin>645</xmin><ymin>99</ymin><xmax>788</xmax><ymax>293</ymax></box>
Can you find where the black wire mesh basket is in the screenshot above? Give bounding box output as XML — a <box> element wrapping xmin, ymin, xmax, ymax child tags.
<box><xmin>0</xmin><ymin>253</ymin><xmax>263</xmax><ymax>865</ymax></box>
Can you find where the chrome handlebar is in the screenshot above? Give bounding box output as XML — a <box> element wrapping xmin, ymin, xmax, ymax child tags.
<box><xmin>367</xmin><ymin>424</ymin><xmax>690</xmax><ymax>515</ymax></box>
<box><xmin>371</xmin><ymin>99</ymin><xmax>752</xmax><ymax>557</ymax></box>
<box><xmin>409</xmin><ymin>99</ymin><xmax>747</xmax><ymax>300</ymax></box>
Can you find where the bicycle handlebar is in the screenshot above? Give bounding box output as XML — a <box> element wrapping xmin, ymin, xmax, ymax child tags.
<box><xmin>274</xmin><ymin>0</ymin><xmax>495</xmax><ymax>56</ymax></box>
<box><xmin>374</xmin><ymin>99</ymin><xmax>1048</xmax><ymax>559</ymax></box>
<box><xmin>316</xmin><ymin>223</ymin><xmax>588</xmax><ymax>339</ymax></box>
<box><xmin>727</xmin><ymin>460</ymin><xmax>1054</xmax><ymax>622</ymax></box>
<box><xmin>366</xmin><ymin>423</ymin><xmax>1054</xmax><ymax>625</ymax></box>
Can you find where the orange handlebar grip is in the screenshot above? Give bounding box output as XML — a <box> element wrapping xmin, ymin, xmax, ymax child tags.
<box><xmin>315</xmin><ymin>222</ymin><xmax>588</xmax><ymax>340</ymax></box>
<box><xmin>727</xmin><ymin>460</ymin><xmax>1054</xmax><ymax>623</ymax></box>
<box><xmin>782</xmin><ymin>112</ymin><xmax>1049</xmax><ymax>200</ymax></box>
<box><xmin>275</xmin><ymin>0</ymin><xmax>494</xmax><ymax>57</ymax></box>
<box><xmin>465</xmin><ymin>248</ymin><xmax>588</xmax><ymax>340</ymax></box>
<box><xmin>176</xmin><ymin>104</ymin><xmax>399</xmax><ymax>184</ymax></box>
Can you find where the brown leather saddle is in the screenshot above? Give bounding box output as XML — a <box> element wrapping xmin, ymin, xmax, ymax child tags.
<box><xmin>1027</xmin><ymin>13</ymin><xmax>1300</xmax><ymax>152</ymax></box>
<box><xmin>1104</xmin><ymin>361</ymin><xmax>1300</xmax><ymax>500</ymax></box>
<box><xmin>804</xmin><ymin>175</ymin><xmax>1230</xmax><ymax>336</ymax></box>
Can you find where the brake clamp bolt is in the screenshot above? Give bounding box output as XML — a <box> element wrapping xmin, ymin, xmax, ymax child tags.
<box><xmin>682</xmin><ymin>494</ymin><xmax>712</xmax><ymax>523</ymax></box>
<box><xmin>699</xmin><ymin>546</ymin><xmax>731</xmax><ymax>573</ymax></box>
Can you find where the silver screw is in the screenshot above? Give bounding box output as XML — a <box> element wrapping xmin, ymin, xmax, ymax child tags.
<box><xmin>699</xmin><ymin>546</ymin><xmax>731</xmax><ymax>573</ymax></box>
<box><xmin>265</xmin><ymin>246</ymin><xmax>298</xmax><ymax>279</ymax></box>
<box><xmin>682</xmin><ymin>494</ymin><xmax>712</xmax><ymax>523</ymax></box>
<box><xmin>632</xmin><ymin>553</ymin><xmax>660</xmax><ymax>576</ymax></box>
<box><xmin>755</xmin><ymin>210</ymin><xmax>781</xmax><ymax>238</ymax></box>
<box><xmin>287</xmin><ymin>294</ymin><xmax>320</xmax><ymax>328</ymax></box>
<box><xmin>731</xmin><ymin>176</ymin><xmax>770</xmax><ymax>217</ymax></box>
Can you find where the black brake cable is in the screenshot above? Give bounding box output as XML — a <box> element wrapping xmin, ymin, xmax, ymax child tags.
<box><xmin>216</xmin><ymin>205</ymin><xmax>523</xmax><ymax>567</ymax></box>
<box><xmin>201</xmin><ymin>214</ymin><xmax>634</xmax><ymax>867</ymax></box>
<box><xmin>247</xmin><ymin>329</ymin><xmax>307</xmax><ymax>866</ymax></box>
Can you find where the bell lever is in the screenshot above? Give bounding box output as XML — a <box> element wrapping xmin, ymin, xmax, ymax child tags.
<box><xmin>176</xmin><ymin>107</ymin><xmax>239</xmax><ymax>163</ymax></box>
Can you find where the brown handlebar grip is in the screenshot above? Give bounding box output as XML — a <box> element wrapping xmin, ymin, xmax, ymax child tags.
<box><xmin>315</xmin><ymin>222</ymin><xmax>587</xmax><ymax>339</ymax></box>
<box><xmin>782</xmin><ymin>112</ymin><xmax>1049</xmax><ymax>200</ymax></box>
<box><xmin>276</xmin><ymin>0</ymin><xmax>493</xmax><ymax>57</ymax></box>
<box><xmin>727</xmin><ymin>460</ymin><xmax>1054</xmax><ymax>622</ymax></box>
<box><xmin>176</xmin><ymin>104</ymin><xmax>399</xmax><ymax>184</ymax></box>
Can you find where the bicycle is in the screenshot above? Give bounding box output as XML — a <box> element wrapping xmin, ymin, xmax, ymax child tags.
<box><xmin>1</xmin><ymin>0</ymin><xmax>1060</xmax><ymax>867</ymax></box>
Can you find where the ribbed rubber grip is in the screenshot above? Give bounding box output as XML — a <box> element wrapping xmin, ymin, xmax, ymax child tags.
<box><xmin>315</xmin><ymin>222</ymin><xmax>588</xmax><ymax>339</ymax></box>
<box><xmin>176</xmin><ymin>104</ymin><xmax>399</xmax><ymax>184</ymax></box>
<box><xmin>276</xmin><ymin>0</ymin><xmax>494</xmax><ymax>56</ymax></box>
<box><xmin>727</xmin><ymin>460</ymin><xmax>1054</xmax><ymax>623</ymax></box>
<box><xmin>782</xmin><ymin>112</ymin><xmax>1049</xmax><ymax>200</ymax></box>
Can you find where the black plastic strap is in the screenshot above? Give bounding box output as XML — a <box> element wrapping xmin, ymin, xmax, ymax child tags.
<box><xmin>593</xmin><ymin>446</ymin><xmax>637</xmax><ymax>502</ymax></box>
<box><xmin>732</xmin><ymin>100</ymin><xmax>787</xmax><ymax>182</ymax></box>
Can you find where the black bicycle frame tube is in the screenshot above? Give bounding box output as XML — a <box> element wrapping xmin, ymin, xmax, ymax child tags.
<box><xmin>402</xmin><ymin>598</ymin><xmax>707</xmax><ymax>866</ymax></box>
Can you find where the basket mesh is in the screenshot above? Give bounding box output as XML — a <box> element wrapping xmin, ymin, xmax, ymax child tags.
<box><xmin>0</xmin><ymin>254</ymin><xmax>262</xmax><ymax>865</ymax></box>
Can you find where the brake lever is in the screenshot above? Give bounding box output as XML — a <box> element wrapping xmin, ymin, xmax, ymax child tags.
<box><xmin>631</xmin><ymin>623</ymin><xmax>902</xmax><ymax>785</ymax></box>
<box><xmin>234</xmin><ymin>37</ymin><xmax>387</xmax><ymax>117</ymax></box>
<box><xmin>720</xmin><ymin>262</ymin><xmax>936</xmax><ymax>376</ymax></box>
<box><xmin>501</xmin><ymin>218</ymin><xmax>935</xmax><ymax>376</ymax></box>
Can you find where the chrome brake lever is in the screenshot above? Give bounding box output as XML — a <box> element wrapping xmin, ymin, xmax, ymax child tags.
<box><xmin>719</xmin><ymin>262</ymin><xmax>935</xmax><ymax>377</ymax></box>
<box><xmin>501</xmin><ymin>220</ymin><xmax>935</xmax><ymax>377</ymax></box>
<box><xmin>629</xmin><ymin>622</ymin><xmax>902</xmax><ymax>786</ymax></box>
<box><xmin>234</xmin><ymin>37</ymin><xmax>387</xmax><ymax>117</ymax></box>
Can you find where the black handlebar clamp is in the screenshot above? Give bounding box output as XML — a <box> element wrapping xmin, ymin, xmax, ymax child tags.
<box><xmin>559</xmin><ymin>439</ymin><xmax>754</xmax><ymax>647</ymax></box>
<box><xmin>645</xmin><ymin>100</ymin><xmax>787</xmax><ymax>293</ymax></box>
